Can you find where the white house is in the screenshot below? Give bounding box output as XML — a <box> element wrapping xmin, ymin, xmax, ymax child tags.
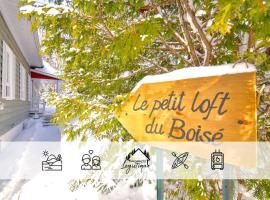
<box><xmin>0</xmin><ymin>0</ymin><xmax>59</xmax><ymax>140</ymax></box>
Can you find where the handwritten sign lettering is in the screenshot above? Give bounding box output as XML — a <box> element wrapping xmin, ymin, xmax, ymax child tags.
<box><xmin>116</xmin><ymin>65</ymin><xmax>256</xmax><ymax>142</ymax></box>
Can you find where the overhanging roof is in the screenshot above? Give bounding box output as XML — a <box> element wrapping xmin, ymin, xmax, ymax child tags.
<box><xmin>0</xmin><ymin>0</ymin><xmax>42</xmax><ymax>67</ymax></box>
<box><xmin>31</xmin><ymin>60</ymin><xmax>59</xmax><ymax>80</ymax></box>
<box><xmin>31</xmin><ymin>70</ymin><xmax>59</xmax><ymax>80</ymax></box>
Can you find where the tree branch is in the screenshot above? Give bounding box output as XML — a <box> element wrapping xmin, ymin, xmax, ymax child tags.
<box><xmin>101</xmin><ymin>20</ymin><xmax>114</xmax><ymax>38</ymax></box>
<box><xmin>175</xmin><ymin>0</ymin><xmax>200</xmax><ymax>66</ymax></box>
<box><xmin>154</xmin><ymin>40</ymin><xmax>180</xmax><ymax>45</ymax></box>
<box><xmin>247</xmin><ymin>31</ymin><xmax>255</xmax><ymax>51</ymax></box>
<box><xmin>93</xmin><ymin>62</ymin><xmax>168</xmax><ymax>84</ymax></box>
<box><xmin>155</xmin><ymin>6</ymin><xmax>188</xmax><ymax>48</ymax></box>
<box><xmin>157</xmin><ymin>37</ymin><xmax>185</xmax><ymax>55</ymax></box>
<box><xmin>141</xmin><ymin>56</ymin><xmax>169</xmax><ymax>73</ymax></box>
<box><xmin>182</xmin><ymin>0</ymin><xmax>212</xmax><ymax>65</ymax></box>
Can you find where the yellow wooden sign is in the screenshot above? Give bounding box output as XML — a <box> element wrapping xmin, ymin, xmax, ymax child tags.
<box><xmin>116</xmin><ymin>64</ymin><xmax>257</xmax><ymax>142</ymax></box>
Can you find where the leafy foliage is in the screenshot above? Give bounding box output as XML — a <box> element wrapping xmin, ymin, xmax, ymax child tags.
<box><xmin>19</xmin><ymin>0</ymin><xmax>270</xmax><ymax>199</ymax></box>
<box><xmin>243</xmin><ymin>180</ymin><xmax>270</xmax><ymax>199</ymax></box>
<box><xmin>19</xmin><ymin>0</ymin><xmax>270</xmax><ymax>142</ymax></box>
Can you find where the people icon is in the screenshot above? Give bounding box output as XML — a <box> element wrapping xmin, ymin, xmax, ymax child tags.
<box><xmin>81</xmin><ymin>150</ymin><xmax>101</xmax><ymax>171</ymax></box>
<box><xmin>92</xmin><ymin>156</ymin><xmax>101</xmax><ymax>170</ymax></box>
<box><xmin>81</xmin><ymin>152</ymin><xmax>92</xmax><ymax>170</ymax></box>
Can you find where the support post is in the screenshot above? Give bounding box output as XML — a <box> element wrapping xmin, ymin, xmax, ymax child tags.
<box><xmin>222</xmin><ymin>179</ymin><xmax>234</xmax><ymax>200</ymax></box>
<box><xmin>156</xmin><ymin>148</ymin><xmax>164</xmax><ymax>200</ymax></box>
<box><xmin>222</xmin><ymin>164</ymin><xmax>234</xmax><ymax>200</ymax></box>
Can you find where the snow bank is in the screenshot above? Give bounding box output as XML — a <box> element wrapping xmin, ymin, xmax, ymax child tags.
<box><xmin>132</xmin><ymin>63</ymin><xmax>256</xmax><ymax>92</ymax></box>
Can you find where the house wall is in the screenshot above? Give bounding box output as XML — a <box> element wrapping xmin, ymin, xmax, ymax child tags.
<box><xmin>0</xmin><ymin>12</ymin><xmax>30</xmax><ymax>137</ymax></box>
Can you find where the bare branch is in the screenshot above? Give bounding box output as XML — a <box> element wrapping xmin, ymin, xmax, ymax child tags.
<box><xmin>92</xmin><ymin>64</ymin><xmax>168</xmax><ymax>84</ymax></box>
<box><xmin>155</xmin><ymin>6</ymin><xmax>188</xmax><ymax>47</ymax></box>
<box><xmin>101</xmin><ymin>22</ymin><xmax>114</xmax><ymax>38</ymax></box>
<box><xmin>247</xmin><ymin>31</ymin><xmax>255</xmax><ymax>51</ymax></box>
<box><xmin>175</xmin><ymin>0</ymin><xmax>200</xmax><ymax>66</ymax></box>
<box><xmin>257</xmin><ymin>84</ymin><xmax>265</xmax><ymax>108</ymax></box>
<box><xmin>154</xmin><ymin>40</ymin><xmax>180</xmax><ymax>45</ymax></box>
<box><xmin>182</xmin><ymin>0</ymin><xmax>212</xmax><ymax>65</ymax></box>
<box><xmin>157</xmin><ymin>37</ymin><xmax>185</xmax><ymax>55</ymax></box>
<box><xmin>146</xmin><ymin>46</ymin><xmax>185</xmax><ymax>54</ymax></box>
<box><xmin>140</xmin><ymin>56</ymin><xmax>169</xmax><ymax>73</ymax></box>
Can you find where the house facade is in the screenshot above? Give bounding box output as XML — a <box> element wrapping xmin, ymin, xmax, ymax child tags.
<box><xmin>0</xmin><ymin>0</ymin><xmax>43</xmax><ymax>139</ymax></box>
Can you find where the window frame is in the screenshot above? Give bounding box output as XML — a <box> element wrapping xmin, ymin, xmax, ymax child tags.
<box><xmin>28</xmin><ymin>74</ymin><xmax>32</xmax><ymax>102</ymax></box>
<box><xmin>2</xmin><ymin>41</ymin><xmax>16</xmax><ymax>100</ymax></box>
<box><xmin>20</xmin><ymin>64</ymin><xmax>27</xmax><ymax>101</ymax></box>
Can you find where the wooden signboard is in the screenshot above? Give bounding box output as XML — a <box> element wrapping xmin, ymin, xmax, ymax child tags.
<box><xmin>116</xmin><ymin>64</ymin><xmax>257</xmax><ymax>142</ymax></box>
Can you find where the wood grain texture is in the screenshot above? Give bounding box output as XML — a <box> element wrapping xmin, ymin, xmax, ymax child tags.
<box><xmin>116</xmin><ymin>72</ymin><xmax>257</xmax><ymax>142</ymax></box>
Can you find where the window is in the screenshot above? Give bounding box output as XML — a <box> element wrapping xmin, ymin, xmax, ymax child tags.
<box><xmin>28</xmin><ymin>74</ymin><xmax>32</xmax><ymax>101</ymax></box>
<box><xmin>2</xmin><ymin>42</ymin><xmax>15</xmax><ymax>100</ymax></box>
<box><xmin>20</xmin><ymin>64</ymin><xmax>26</xmax><ymax>101</ymax></box>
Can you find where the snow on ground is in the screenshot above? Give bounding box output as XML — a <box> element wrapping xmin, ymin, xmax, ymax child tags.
<box><xmin>16</xmin><ymin>177</ymin><xmax>155</xmax><ymax>200</ymax></box>
<box><xmin>14</xmin><ymin>120</ymin><xmax>60</xmax><ymax>142</ymax></box>
<box><xmin>0</xmin><ymin>107</ymin><xmax>156</xmax><ymax>200</ymax></box>
<box><xmin>0</xmin><ymin>107</ymin><xmax>60</xmax><ymax>199</ymax></box>
<box><xmin>15</xmin><ymin>175</ymin><xmax>99</xmax><ymax>200</ymax></box>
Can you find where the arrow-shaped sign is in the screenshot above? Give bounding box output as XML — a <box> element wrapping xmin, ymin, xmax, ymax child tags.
<box><xmin>116</xmin><ymin>64</ymin><xmax>256</xmax><ymax>142</ymax></box>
